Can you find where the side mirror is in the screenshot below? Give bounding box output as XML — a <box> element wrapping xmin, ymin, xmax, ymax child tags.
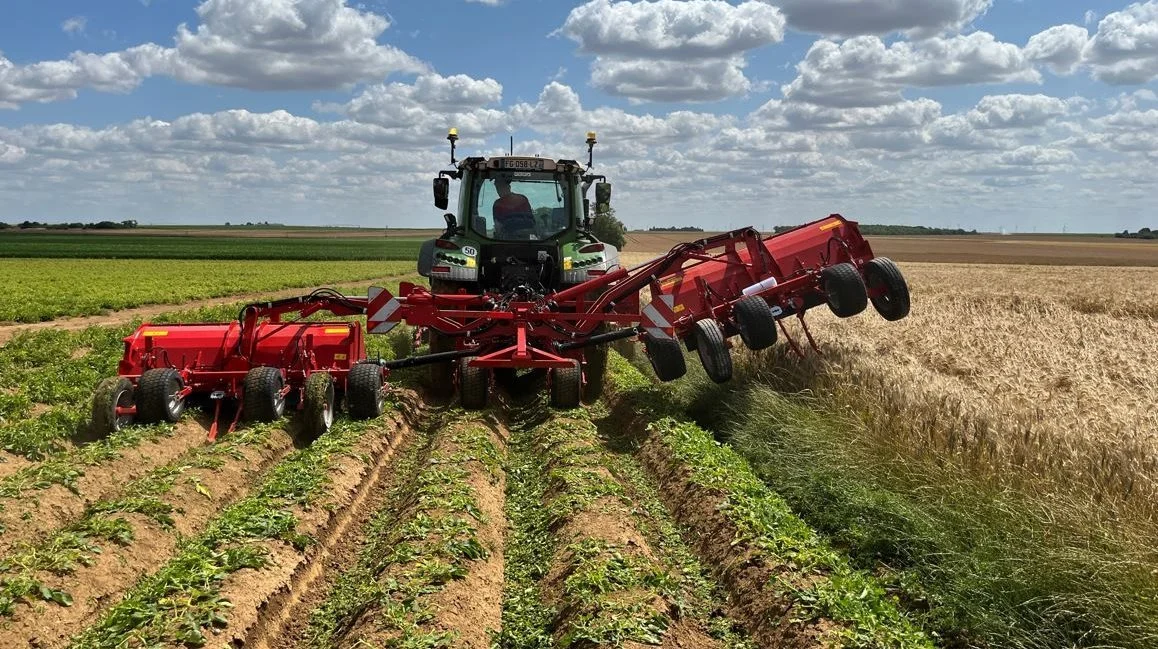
<box><xmin>443</xmin><ymin>212</ymin><xmax>457</xmax><ymax>232</ymax></box>
<box><xmin>595</xmin><ymin>182</ymin><xmax>611</xmax><ymax>209</ymax></box>
<box><xmin>433</xmin><ymin>177</ymin><xmax>449</xmax><ymax>210</ymax></box>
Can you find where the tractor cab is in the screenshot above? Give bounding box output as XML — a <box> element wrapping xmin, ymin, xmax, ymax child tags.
<box><xmin>420</xmin><ymin>130</ymin><xmax>619</xmax><ymax>295</ymax></box>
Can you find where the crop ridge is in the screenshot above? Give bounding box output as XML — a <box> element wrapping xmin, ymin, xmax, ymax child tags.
<box><xmin>602</xmin><ymin>352</ymin><xmax>933</xmax><ymax>649</ymax></box>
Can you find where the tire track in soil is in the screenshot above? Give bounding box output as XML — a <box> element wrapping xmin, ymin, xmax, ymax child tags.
<box><xmin>242</xmin><ymin>397</ymin><xmax>430</xmax><ymax>649</ymax></box>
<box><xmin>0</xmin><ymin>418</ymin><xmax>212</xmax><ymax>556</ymax></box>
<box><xmin>206</xmin><ymin>401</ymin><xmax>418</xmax><ymax>648</ymax></box>
<box><xmin>0</xmin><ymin>273</ymin><xmax>410</xmax><ymax>345</ymax></box>
<box><xmin>0</xmin><ymin>425</ymin><xmax>296</xmax><ymax>649</ymax></box>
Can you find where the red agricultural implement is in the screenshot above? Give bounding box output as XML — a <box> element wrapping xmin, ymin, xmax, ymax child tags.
<box><xmin>90</xmin><ymin>214</ymin><xmax>909</xmax><ymax>440</ymax></box>
<box><xmin>91</xmin><ymin>133</ymin><xmax>909</xmax><ymax>439</ymax></box>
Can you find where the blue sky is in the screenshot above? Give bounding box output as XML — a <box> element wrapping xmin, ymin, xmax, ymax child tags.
<box><xmin>1</xmin><ymin>0</ymin><xmax>1156</xmax><ymax>232</ymax></box>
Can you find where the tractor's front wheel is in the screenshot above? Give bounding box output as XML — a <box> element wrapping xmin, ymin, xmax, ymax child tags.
<box><xmin>302</xmin><ymin>372</ymin><xmax>336</xmax><ymax>440</ymax></box>
<box><xmin>459</xmin><ymin>358</ymin><xmax>489</xmax><ymax>410</ymax></box>
<box><xmin>550</xmin><ymin>360</ymin><xmax>582</xmax><ymax>409</ymax></box>
<box><xmin>92</xmin><ymin>377</ymin><xmax>135</xmax><ymax>436</ymax></box>
<box><xmin>137</xmin><ymin>368</ymin><xmax>186</xmax><ymax>424</ymax></box>
<box><xmin>347</xmin><ymin>363</ymin><xmax>386</xmax><ymax>420</ymax></box>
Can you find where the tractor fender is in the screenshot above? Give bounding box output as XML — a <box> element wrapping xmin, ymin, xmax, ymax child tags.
<box><xmin>417</xmin><ymin>239</ymin><xmax>436</xmax><ymax>277</ymax></box>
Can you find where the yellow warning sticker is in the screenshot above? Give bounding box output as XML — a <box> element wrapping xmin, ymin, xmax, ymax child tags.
<box><xmin>563</xmin><ymin>257</ymin><xmax>573</xmax><ymax>270</ymax></box>
<box><xmin>142</xmin><ymin>330</ymin><xmax>168</xmax><ymax>337</ymax></box>
<box><xmin>334</xmin><ymin>354</ymin><xmax>347</xmax><ymax>361</ymax></box>
<box><xmin>673</xmin><ymin>304</ymin><xmax>686</xmax><ymax>313</ymax></box>
<box><xmin>820</xmin><ymin>220</ymin><xmax>842</xmax><ymax>232</ymax></box>
<box><xmin>324</xmin><ymin>328</ymin><xmax>349</xmax><ymax>335</ymax></box>
<box><xmin>465</xmin><ymin>257</ymin><xmax>477</xmax><ymax>268</ymax></box>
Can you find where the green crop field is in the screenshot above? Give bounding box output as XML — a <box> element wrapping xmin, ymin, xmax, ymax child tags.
<box><xmin>0</xmin><ymin>233</ymin><xmax>423</xmax><ymax>260</ymax></box>
<box><xmin>0</xmin><ymin>259</ymin><xmax>412</xmax><ymax>323</ymax></box>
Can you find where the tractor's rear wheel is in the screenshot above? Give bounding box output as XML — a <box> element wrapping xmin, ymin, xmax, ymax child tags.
<box><xmin>92</xmin><ymin>377</ymin><xmax>135</xmax><ymax>436</ymax></box>
<box><xmin>733</xmin><ymin>296</ymin><xmax>778</xmax><ymax>350</ymax></box>
<box><xmin>550</xmin><ymin>360</ymin><xmax>582</xmax><ymax>410</ymax></box>
<box><xmin>693</xmin><ymin>319</ymin><xmax>733</xmax><ymax>384</ymax></box>
<box><xmin>865</xmin><ymin>257</ymin><xmax>911</xmax><ymax>321</ymax></box>
<box><xmin>137</xmin><ymin>368</ymin><xmax>186</xmax><ymax>424</ymax></box>
<box><xmin>644</xmin><ymin>334</ymin><xmax>686</xmax><ymax>382</ymax></box>
<box><xmin>302</xmin><ymin>372</ymin><xmax>336</xmax><ymax>440</ymax></box>
<box><xmin>459</xmin><ymin>358</ymin><xmax>489</xmax><ymax>410</ymax></box>
<box><xmin>822</xmin><ymin>262</ymin><xmax>869</xmax><ymax>318</ymax></box>
<box><xmin>347</xmin><ymin>363</ymin><xmax>386</xmax><ymax>420</ymax></box>
<box><xmin>244</xmin><ymin>367</ymin><xmax>287</xmax><ymax>423</ymax></box>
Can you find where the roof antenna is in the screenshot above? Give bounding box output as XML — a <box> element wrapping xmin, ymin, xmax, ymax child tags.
<box><xmin>509</xmin><ymin>135</ymin><xmax>514</xmax><ymax>156</ymax></box>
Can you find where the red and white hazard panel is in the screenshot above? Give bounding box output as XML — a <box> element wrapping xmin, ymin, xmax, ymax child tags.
<box><xmin>366</xmin><ymin>286</ymin><xmax>402</xmax><ymax>334</ymax></box>
<box><xmin>640</xmin><ymin>294</ymin><xmax>677</xmax><ymax>340</ymax></box>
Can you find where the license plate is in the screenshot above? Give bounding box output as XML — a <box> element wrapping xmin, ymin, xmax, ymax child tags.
<box><xmin>500</xmin><ymin>158</ymin><xmax>545</xmax><ymax>171</ymax></box>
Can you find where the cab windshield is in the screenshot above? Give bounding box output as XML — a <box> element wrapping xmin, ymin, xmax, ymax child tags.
<box><xmin>470</xmin><ymin>172</ymin><xmax>571</xmax><ymax>241</ymax></box>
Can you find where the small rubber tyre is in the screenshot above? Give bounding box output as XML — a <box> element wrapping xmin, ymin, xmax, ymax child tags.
<box><xmin>136</xmin><ymin>368</ymin><xmax>186</xmax><ymax>424</ymax></box>
<box><xmin>864</xmin><ymin>257</ymin><xmax>911</xmax><ymax>321</ymax></box>
<box><xmin>92</xmin><ymin>377</ymin><xmax>135</xmax><ymax>436</ymax></box>
<box><xmin>733</xmin><ymin>296</ymin><xmax>778</xmax><ymax>350</ymax></box>
<box><xmin>459</xmin><ymin>358</ymin><xmax>489</xmax><ymax>410</ymax></box>
<box><xmin>822</xmin><ymin>262</ymin><xmax>869</xmax><ymax>318</ymax></box>
<box><xmin>244</xmin><ymin>367</ymin><xmax>287</xmax><ymax>423</ymax></box>
<box><xmin>550</xmin><ymin>360</ymin><xmax>582</xmax><ymax>410</ymax></box>
<box><xmin>347</xmin><ymin>363</ymin><xmax>386</xmax><ymax>420</ymax></box>
<box><xmin>693</xmin><ymin>319</ymin><xmax>733</xmax><ymax>384</ymax></box>
<box><xmin>644</xmin><ymin>334</ymin><xmax>686</xmax><ymax>382</ymax></box>
<box><xmin>302</xmin><ymin>372</ymin><xmax>336</xmax><ymax>439</ymax></box>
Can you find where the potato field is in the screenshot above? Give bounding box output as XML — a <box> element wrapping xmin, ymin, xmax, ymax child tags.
<box><xmin>0</xmin><ymin>239</ymin><xmax>1155</xmax><ymax>649</ymax></box>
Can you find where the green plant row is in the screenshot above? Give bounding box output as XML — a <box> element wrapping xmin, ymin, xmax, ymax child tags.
<box><xmin>0</xmin><ymin>422</ymin><xmax>280</xmax><ymax>618</ymax></box>
<box><xmin>305</xmin><ymin>412</ymin><xmax>502</xmax><ymax>648</ymax></box>
<box><xmin>0</xmin><ymin>259</ymin><xmax>414</xmax><ymax>323</ymax></box>
<box><xmin>0</xmin><ymin>234</ymin><xmax>424</xmax><ymax>262</ymax></box>
<box><xmin>68</xmin><ymin>412</ymin><xmax>392</xmax><ymax>649</ymax></box>
<box><xmin>603</xmin><ymin>353</ymin><xmax>933</xmax><ymax>649</ymax></box>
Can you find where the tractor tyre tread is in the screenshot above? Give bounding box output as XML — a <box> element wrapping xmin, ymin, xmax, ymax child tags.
<box><xmin>459</xmin><ymin>358</ymin><xmax>489</xmax><ymax>410</ymax></box>
<box><xmin>244</xmin><ymin>367</ymin><xmax>286</xmax><ymax>423</ymax></box>
<box><xmin>302</xmin><ymin>372</ymin><xmax>336</xmax><ymax>441</ymax></box>
<box><xmin>644</xmin><ymin>334</ymin><xmax>687</xmax><ymax>382</ymax></box>
<box><xmin>733</xmin><ymin>296</ymin><xmax>778</xmax><ymax>350</ymax></box>
<box><xmin>137</xmin><ymin>368</ymin><xmax>185</xmax><ymax>424</ymax></box>
<box><xmin>865</xmin><ymin>257</ymin><xmax>911</xmax><ymax>321</ymax></box>
<box><xmin>822</xmin><ymin>262</ymin><xmax>869</xmax><ymax>318</ymax></box>
<box><xmin>551</xmin><ymin>360</ymin><xmax>582</xmax><ymax>409</ymax></box>
<box><xmin>694</xmin><ymin>319</ymin><xmax>733</xmax><ymax>384</ymax></box>
<box><xmin>92</xmin><ymin>376</ymin><xmax>134</xmax><ymax>436</ymax></box>
<box><xmin>347</xmin><ymin>363</ymin><xmax>385</xmax><ymax>420</ymax></box>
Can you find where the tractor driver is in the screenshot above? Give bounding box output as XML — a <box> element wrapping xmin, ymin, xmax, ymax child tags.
<box><xmin>492</xmin><ymin>177</ymin><xmax>535</xmax><ymax>237</ymax></box>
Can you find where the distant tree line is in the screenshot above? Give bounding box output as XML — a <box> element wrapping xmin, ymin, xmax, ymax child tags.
<box><xmin>772</xmin><ymin>224</ymin><xmax>980</xmax><ymax>236</ymax></box>
<box><xmin>1115</xmin><ymin>228</ymin><xmax>1156</xmax><ymax>240</ymax></box>
<box><xmin>0</xmin><ymin>220</ymin><xmax>138</xmax><ymax>230</ymax></box>
<box><xmin>647</xmin><ymin>226</ymin><xmax>704</xmax><ymax>232</ymax></box>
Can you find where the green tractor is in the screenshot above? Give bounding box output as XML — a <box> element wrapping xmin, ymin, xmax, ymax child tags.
<box><xmin>418</xmin><ymin>130</ymin><xmax>619</xmax><ymax>399</ymax></box>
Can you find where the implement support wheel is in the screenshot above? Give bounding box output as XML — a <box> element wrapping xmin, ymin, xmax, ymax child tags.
<box><xmin>644</xmin><ymin>334</ymin><xmax>686</xmax><ymax>382</ymax></box>
<box><xmin>733</xmin><ymin>296</ymin><xmax>778</xmax><ymax>350</ymax></box>
<box><xmin>137</xmin><ymin>368</ymin><xmax>186</xmax><ymax>424</ymax></box>
<box><xmin>550</xmin><ymin>360</ymin><xmax>582</xmax><ymax>410</ymax></box>
<box><xmin>302</xmin><ymin>372</ymin><xmax>336</xmax><ymax>439</ymax></box>
<box><xmin>92</xmin><ymin>377</ymin><xmax>135</xmax><ymax>436</ymax></box>
<box><xmin>822</xmin><ymin>262</ymin><xmax>869</xmax><ymax>318</ymax></box>
<box><xmin>693</xmin><ymin>319</ymin><xmax>733</xmax><ymax>384</ymax></box>
<box><xmin>347</xmin><ymin>363</ymin><xmax>386</xmax><ymax>419</ymax></box>
<box><xmin>459</xmin><ymin>358</ymin><xmax>489</xmax><ymax>411</ymax></box>
<box><xmin>244</xmin><ymin>367</ymin><xmax>287</xmax><ymax>423</ymax></box>
<box><xmin>864</xmin><ymin>257</ymin><xmax>911</xmax><ymax>321</ymax></box>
